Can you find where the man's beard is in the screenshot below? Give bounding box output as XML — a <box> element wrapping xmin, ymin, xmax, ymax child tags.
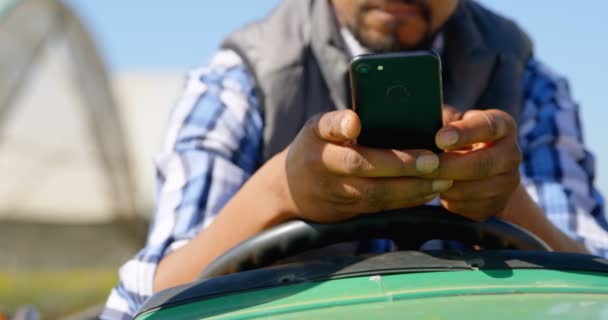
<box><xmin>349</xmin><ymin>0</ymin><xmax>434</xmax><ymax>53</ymax></box>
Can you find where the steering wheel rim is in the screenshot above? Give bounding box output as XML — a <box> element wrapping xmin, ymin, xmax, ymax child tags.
<box><xmin>198</xmin><ymin>206</ymin><xmax>551</xmax><ymax>280</ymax></box>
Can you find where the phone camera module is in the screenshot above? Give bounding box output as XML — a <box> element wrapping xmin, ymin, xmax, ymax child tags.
<box><xmin>357</xmin><ymin>64</ymin><xmax>370</xmax><ymax>74</ymax></box>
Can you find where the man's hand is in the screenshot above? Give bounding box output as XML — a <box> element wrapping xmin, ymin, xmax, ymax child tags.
<box><xmin>432</xmin><ymin>108</ymin><xmax>522</xmax><ymax>221</ymax></box>
<box><xmin>281</xmin><ymin>109</ymin><xmax>454</xmax><ymax>223</ymax></box>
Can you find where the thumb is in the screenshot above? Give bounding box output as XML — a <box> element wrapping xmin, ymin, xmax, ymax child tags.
<box><xmin>308</xmin><ymin>110</ymin><xmax>361</xmax><ymax>142</ymax></box>
<box><xmin>442</xmin><ymin>104</ymin><xmax>463</xmax><ymax>125</ymax></box>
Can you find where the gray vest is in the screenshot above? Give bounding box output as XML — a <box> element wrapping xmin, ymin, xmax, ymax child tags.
<box><xmin>223</xmin><ymin>0</ymin><xmax>532</xmax><ymax>161</ymax></box>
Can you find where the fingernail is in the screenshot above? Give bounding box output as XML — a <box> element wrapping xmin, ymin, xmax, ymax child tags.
<box><xmin>416</xmin><ymin>154</ymin><xmax>439</xmax><ymax>173</ymax></box>
<box><xmin>432</xmin><ymin>179</ymin><xmax>454</xmax><ymax>192</ymax></box>
<box><xmin>437</xmin><ymin>130</ymin><xmax>459</xmax><ymax>148</ymax></box>
<box><xmin>341</xmin><ymin>116</ymin><xmax>351</xmax><ymax>138</ymax></box>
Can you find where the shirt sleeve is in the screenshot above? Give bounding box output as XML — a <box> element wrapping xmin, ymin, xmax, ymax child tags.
<box><xmin>100</xmin><ymin>49</ymin><xmax>263</xmax><ymax>319</ymax></box>
<box><xmin>519</xmin><ymin>57</ymin><xmax>608</xmax><ymax>257</ymax></box>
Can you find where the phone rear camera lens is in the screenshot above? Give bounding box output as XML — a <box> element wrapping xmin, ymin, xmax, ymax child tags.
<box><xmin>357</xmin><ymin>64</ymin><xmax>370</xmax><ymax>74</ymax></box>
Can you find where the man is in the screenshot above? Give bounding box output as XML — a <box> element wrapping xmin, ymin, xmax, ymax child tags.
<box><xmin>101</xmin><ymin>0</ymin><xmax>608</xmax><ymax>318</ymax></box>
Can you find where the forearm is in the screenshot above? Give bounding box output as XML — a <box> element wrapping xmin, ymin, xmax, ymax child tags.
<box><xmin>498</xmin><ymin>184</ymin><xmax>588</xmax><ymax>254</ymax></box>
<box><xmin>153</xmin><ymin>151</ymin><xmax>292</xmax><ymax>292</ymax></box>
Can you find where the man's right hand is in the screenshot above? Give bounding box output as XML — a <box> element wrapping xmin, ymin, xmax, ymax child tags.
<box><xmin>280</xmin><ymin>109</ymin><xmax>454</xmax><ymax>223</ymax></box>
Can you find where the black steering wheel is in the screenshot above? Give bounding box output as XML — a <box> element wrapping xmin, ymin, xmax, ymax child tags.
<box><xmin>198</xmin><ymin>206</ymin><xmax>551</xmax><ymax>280</ymax></box>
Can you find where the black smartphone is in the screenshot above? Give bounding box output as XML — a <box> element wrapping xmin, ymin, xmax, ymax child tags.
<box><xmin>349</xmin><ymin>51</ymin><xmax>443</xmax><ymax>152</ymax></box>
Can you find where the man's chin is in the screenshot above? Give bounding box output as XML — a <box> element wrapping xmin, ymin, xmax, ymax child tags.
<box><xmin>362</xmin><ymin>36</ymin><xmax>428</xmax><ymax>53</ymax></box>
<box><xmin>354</xmin><ymin>27</ymin><xmax>431</xmax><ymax>53</ymax></box>
<box><xmin>354</xmin><ymin>30</ymin><xmax>399</xmax><ymax>53</ymax></box>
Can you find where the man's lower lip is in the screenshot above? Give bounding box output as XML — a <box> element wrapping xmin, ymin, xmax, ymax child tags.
<box><xmin>368</xmin><ymin>7</ymin><xmax>418</xmax><ymax>19</ymax></box>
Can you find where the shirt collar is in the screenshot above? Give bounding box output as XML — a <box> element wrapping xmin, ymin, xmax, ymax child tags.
<box><xmin>340</xmin><ymin>27</ymin><xmax>445</xmax><ymax>58</ymax></box>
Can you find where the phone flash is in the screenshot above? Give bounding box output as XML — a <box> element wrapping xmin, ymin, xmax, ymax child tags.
<box><xmin>377</xmin><ymin>65</ymin><xmax>384</xmax><ymax>71</ymax></box>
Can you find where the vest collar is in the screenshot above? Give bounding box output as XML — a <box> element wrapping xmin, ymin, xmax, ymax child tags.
<box><xmin>441</xmin><ymin>0</ymin><xmax>497</xmax><ymax>111</ymax></box>
<box><xmin>310</xmin><ymin>0</ymin><xmax>350</xmax><ymax>110</ymax></box>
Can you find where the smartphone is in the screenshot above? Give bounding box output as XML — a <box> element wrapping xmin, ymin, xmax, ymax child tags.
<box><xmin>349</xmin><ymin>51</ymin><xmax>443</xmax><ymax>152</ymax></box>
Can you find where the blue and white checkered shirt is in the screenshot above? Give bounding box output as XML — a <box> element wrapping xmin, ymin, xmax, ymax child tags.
<box><xmin>100</xmin><ymin>48</ymin><xmax>608</xmax><ymax>319</ymax></box>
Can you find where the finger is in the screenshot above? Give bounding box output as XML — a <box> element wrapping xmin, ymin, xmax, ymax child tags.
<box><xmin>442</xmin><ymin>104</ymin><xmax>463</xmax><ymax>125</ymax></box>
<box><xmin>321</xmin><ymin>144</ymin><xmax>440</xmax><ymax>177</ymax></box>
<box><xmin>430</xmin><ymin>136</ymin><xmax>521</xmax><ymax>180</ymax></box>
<box><xmin>441</xmin><ymin>196</ymin><xmax>509</xmax><ymax>222</ymax></box>
<box><xmin>440</xmin><ymin>170</ymin><xmax>520</xmax><ymax>201</ymax></box>
<box><xmin>308</xmin><ymin>110</ymin><xmax>361</xmax><ymax>143</ymax></box>
<box><xmin>334</xmin><ymin>177</ymin><xmax>453</xmax><ymax>213</ymax></box>
<box><xmin>436</xmin><ymin>109</ymin><xmax>516</xmax><ymax>150</ymax></box>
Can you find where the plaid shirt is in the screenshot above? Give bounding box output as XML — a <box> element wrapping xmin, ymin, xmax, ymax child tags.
<box><xmin>100</xmin><ymin>49</ymin><xmax>608</xmax><ymax>319</ymax></box>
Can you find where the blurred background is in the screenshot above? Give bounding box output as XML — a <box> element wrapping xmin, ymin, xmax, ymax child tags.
<box><xmin>0</xmin><ymin>0</ymin><xmax>606</xmax><ymax>318</ymax></box>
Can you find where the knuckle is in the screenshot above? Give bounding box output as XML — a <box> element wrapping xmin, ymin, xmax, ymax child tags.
<box><xmin>320</xmin><ymin>178</ymin><xmax>363</xmax><ymax>207</ymax></box>
<box><xmin>485</xmin><ymin>110</ymin><xmax>516</xmax><ymax>139</ymax></box>
<box><xmin>513</xmin><ymin>171</ymin><xmax>521</xmax><ymax>186</ymax></box>
<box><xmin>303</xmin><ymin>114</ymin><xmax>323</xmax><ymax>140</ymax></box>
<box><xmin>440</xmin><ymin>187</ymin><xmax>463</xmax><ymax>201</ymax></box>
<box><xmin>494</xmin><ymin>110</ymin><xmax>516</xmax><ymax>135</ymax></box>
<box><xmin>484</xmin><ymin>111</ymin><xmax>501</xmax><ymax>139</ymax></box>
<box><xmin>308</xmin><ymin>112</ymin><xmax>340</xmax><ymax>139</ymax></box>
<box><xmin>328</xmin><ymin>185</ymin><xmax>362</xmax><ymax>206</ymax></box>
<box><xmin>512</xmin><ymin>143</ymin><xmax>523</xmax><ymax>166</ymax></box>
<box><xmin>472</xmin><ymin>152</ymin><xmax>494</xmax><ymax>178</ymax></box>
<box><xmin>501</xmin><ymin>142</ymin><xmax>522</xmax><ymax>172</ymax></box>
<box><xmin>305</xmin><ymin>113</ymin><xmax>322</xmax><ymax>129</ymax></box>
<box><xmin>501</xmin><ymin>110</ymin><xmax>517</xmax><ymax>131</ymax></box>
<box><xmin>343</xmin><ymin>150</ymin><xmax>367</xmax><ymax>174</ymax></box>
<box><xmin>417</xmin><ymin>179</ymin><xmax>438</xmax><ymax>197</ymax></box>
<box><xmin>364</xmin><ymin>184</ymin><xmax>390</xmax><ymax>211</ymax></box>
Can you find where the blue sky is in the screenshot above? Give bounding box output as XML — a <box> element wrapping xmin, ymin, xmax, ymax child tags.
<box><xmin>63</xmin><ymin>1</ymin><xmax>282</xmax><ymax>70</ymax></box>
<box><xmin>65</xmin><ymin>0</ymin><xmax>608</xmax><ymax>193</ymax></box>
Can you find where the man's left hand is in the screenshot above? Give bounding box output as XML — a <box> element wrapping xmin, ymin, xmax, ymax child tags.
<box><xmin>430</xmin><ymin>108</ymin><xmax>522</xmax><ymax>221</ymax></box>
